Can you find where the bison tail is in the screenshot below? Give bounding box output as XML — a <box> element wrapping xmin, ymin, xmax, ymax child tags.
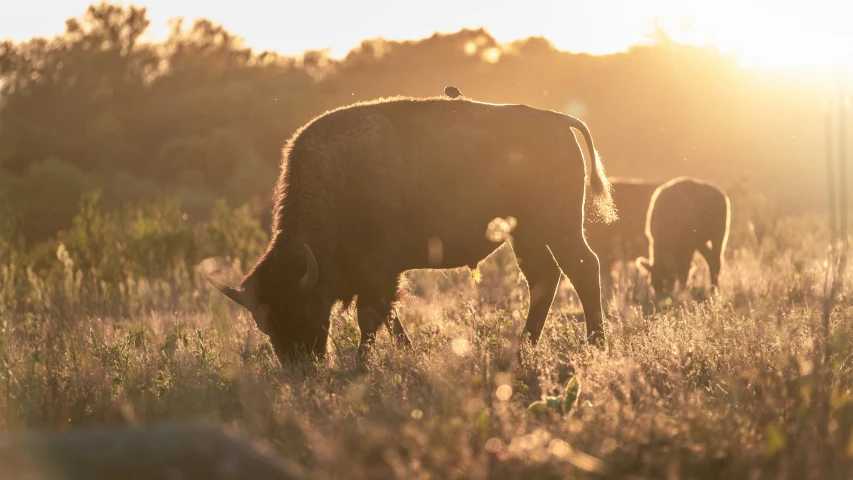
<box><xmin>587</xmin><ymin>149</ymin><xmax>617</xmax><ymax>224</ymax></box>
<box><xmin>563</xmin><ymin>115</ymin><xmax>617</xmax><ymax>224</ymax></box>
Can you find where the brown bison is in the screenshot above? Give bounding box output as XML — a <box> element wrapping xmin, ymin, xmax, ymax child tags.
<box><xmin>584</xmin><ymin>177</ymin><xmax>663</xmax><ymax>275</ymax></box>
<box><xmin>208</xmin><ymin>95</ymin><xmax>616</xmax><ymax>364</ymax></box>
<box><xmin>637</xmin><ymin>176</ymin><xmax>731</xmax><ymax>297</ymax></box>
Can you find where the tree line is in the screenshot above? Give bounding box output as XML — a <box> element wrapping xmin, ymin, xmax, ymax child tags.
<box><xmin>0</xmin><ymin>2</ymin><xmax>828</xmax><ymax>247</ymax></box>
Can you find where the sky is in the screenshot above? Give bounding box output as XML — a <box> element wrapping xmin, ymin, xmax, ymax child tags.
<box><xmin>3</xmin><ymin>0</ymin><xmax>853</xmax><ymax>71</ymax></box>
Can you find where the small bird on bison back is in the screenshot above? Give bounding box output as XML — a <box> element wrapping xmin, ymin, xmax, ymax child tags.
<box><xmin>444</xmin><ymin>86</ymin><xmax>463</xmax><ymax>99</ymax></box>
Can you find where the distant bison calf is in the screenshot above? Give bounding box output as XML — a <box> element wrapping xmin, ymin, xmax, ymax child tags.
<box><xmin>637</xmin><ymin>176</ymin><xmax>731</xmax><ymax>298</ymax></box>
<box><xmin>585</xmin><ymin>177</ymin><xmax>662</xmax><ymax>275</ymax></box>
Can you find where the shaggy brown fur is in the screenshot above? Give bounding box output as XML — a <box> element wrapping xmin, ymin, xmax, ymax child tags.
<box><xmin>585</xmin><ymin>177</ymin><xmax>663</xmax><ymax>275</ymax></box>
<box><xmin>210</xmin><ymin>95</ymin><xmax>617</xmax><ymax>365</ymax></box>
<box><xmin>637</xmin><ymin>176</ymin><xmax>731</xmax><ymax>297</ymax></box>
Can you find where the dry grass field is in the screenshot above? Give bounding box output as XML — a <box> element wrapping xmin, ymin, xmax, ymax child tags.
<box><xmin>2</xmin><ymin>2</ymin><xmax>852</xmax><ymax>478</ymax></box>
<box><xmin>1</xmin><ymin>189</ymin><xmax>851</xmax><ymax>479</ymax></box>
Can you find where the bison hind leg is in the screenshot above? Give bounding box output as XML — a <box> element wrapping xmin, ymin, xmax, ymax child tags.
<box><xmin>546</xmin><ymin>234</ymin><xmax>606</xmax><ymax>346</ymax></box>
<box><xmin>513</xmin><ymin>239</ymin><xmax>562</xmax><ymax>345</ymax></box>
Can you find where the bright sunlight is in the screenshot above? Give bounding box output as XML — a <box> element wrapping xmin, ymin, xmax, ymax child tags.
<box><xmin>650</xmin><ymin>0</ymin><xmax>853</xmax><ymax>70</ymax></box>
<box><xmin>3</xmin><ymin>0</ymin><xmax>852</xmax><ymax>71</ymax></box>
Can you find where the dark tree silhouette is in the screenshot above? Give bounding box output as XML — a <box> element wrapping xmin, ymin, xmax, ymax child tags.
<box><xmin>0</xmin><ymin>2</ymin><xmax>829</xmax><ymax>245</ymax></box>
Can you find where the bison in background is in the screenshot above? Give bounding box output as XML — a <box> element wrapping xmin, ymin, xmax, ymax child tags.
<box><xmin>208</xmin><ymin>95</ymin><xmax>617</xmax><ymax>366</ymax></box>
<box><xmin>637</xmin><ymin>176</ymin><xmax>731</xmax><ymax>299</ymax></box>
<box><xmin>585</xmin><ymin>177</ymin><xmax>663</xmax><ymax>278</ymax></box>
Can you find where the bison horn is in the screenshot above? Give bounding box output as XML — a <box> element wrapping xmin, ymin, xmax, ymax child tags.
<box><xmin>207</xmin><ymin>277</ymin><xmax>247</xmax><ymax>307</ymax></box>
<box><xmin>299</xmin><ymin>243</ymin><xmax>319</xmax><ymax>291</ymax></box>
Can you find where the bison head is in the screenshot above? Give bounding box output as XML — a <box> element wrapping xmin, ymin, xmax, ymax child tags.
<box><xmin>208</xmin><ymin>243</ymin><xmax>332</xmax><ymax>363</ymax></box>
<box><xmin>636</xmin><ymin>256</ymin><xmax>675</xmax><ymax>300</ymax></box>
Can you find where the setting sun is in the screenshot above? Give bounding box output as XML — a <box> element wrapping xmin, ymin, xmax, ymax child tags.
<box><xmin>647</xmin><ymin>0</ymin><xmax>853</xmax><ymax>70</ymax></box>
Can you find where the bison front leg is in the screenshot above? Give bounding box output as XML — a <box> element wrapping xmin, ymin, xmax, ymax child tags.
<box><xmin>356</xmin><ymin>302</ymin><xmax>384</xmax><ymax>364</ymax></box>
<box><xmin>356</xmin><ymin>292</ymin><xmax>407</xmax><ymax>364</ymax></box>
<box><xmin>386</xmin><ymin>312</ymin><xmax>412</xmax><ymax>347</ymax></box>
<box><xmin>675</xmin><ymin>248</ymin><xmax>693</xmax><ymax>291</ymax></box>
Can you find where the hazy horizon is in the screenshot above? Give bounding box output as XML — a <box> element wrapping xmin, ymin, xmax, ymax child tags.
<box><xmin>4</xmin><ymin>0</ymin><xmax>852</xmax><ymax>71</ymax></box>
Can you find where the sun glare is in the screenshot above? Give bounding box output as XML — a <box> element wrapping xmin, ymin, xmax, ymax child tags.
<box><xmin>740</xmin><ymin>38</ymin><xmax>852</xmax><ymax>71</ymax></box>
<box><xmin>708</xmin><ymin>25</ymin><xmax>853</xmax><ymax>71</ymax></box>
<box><xmin>643</xmin><ymin>1</ymin><xmax>853</xmax><ymax>72</ymax></box>
<box><xmin>5</xmin><ymin>0</ymin><xmax>852</xmax><ymax>75</ymax></box>
<box><xmin>481</xmin><ymin>47</ymin><xmax>502</xmax><ymax>64</ymax></box>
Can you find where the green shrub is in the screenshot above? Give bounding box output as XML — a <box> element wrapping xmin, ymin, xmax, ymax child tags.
<box><xmin>10</xmin><ymin>190</ymin><xmax>268</xmax><ymax>318</ymax></box>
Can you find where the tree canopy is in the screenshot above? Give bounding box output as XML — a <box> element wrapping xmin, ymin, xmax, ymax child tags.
<box><xmin>0</xmin><ymin>2</ymin><xmax>829</xmax><ymax>245</ymax></box>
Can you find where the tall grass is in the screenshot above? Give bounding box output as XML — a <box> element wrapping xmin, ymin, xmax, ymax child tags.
<box><xmin>1</xmin><ymin>189</ymin><xmax>853</xmax><ymax>478</ymax></box>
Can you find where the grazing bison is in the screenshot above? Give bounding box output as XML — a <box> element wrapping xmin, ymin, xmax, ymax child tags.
<box><xmin>208</xmin><ymin>95</ymin><xmax>616</xmax><ymax>364</ymax></box>
<box><xmin>637</xmin><ymin>176</ymin><xmax>731</xmax><ymax>298</ymax></box>
<box><xmin>584</xmin><ymin>177</ymin><xmax>663</xmax><ymax>276</ymax></box>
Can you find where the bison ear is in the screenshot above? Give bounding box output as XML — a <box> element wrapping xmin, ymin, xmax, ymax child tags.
<box><xmin>636</xmin><ymin>257</ymin><xmax>652</xmax><ymax>273</ymax></box>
